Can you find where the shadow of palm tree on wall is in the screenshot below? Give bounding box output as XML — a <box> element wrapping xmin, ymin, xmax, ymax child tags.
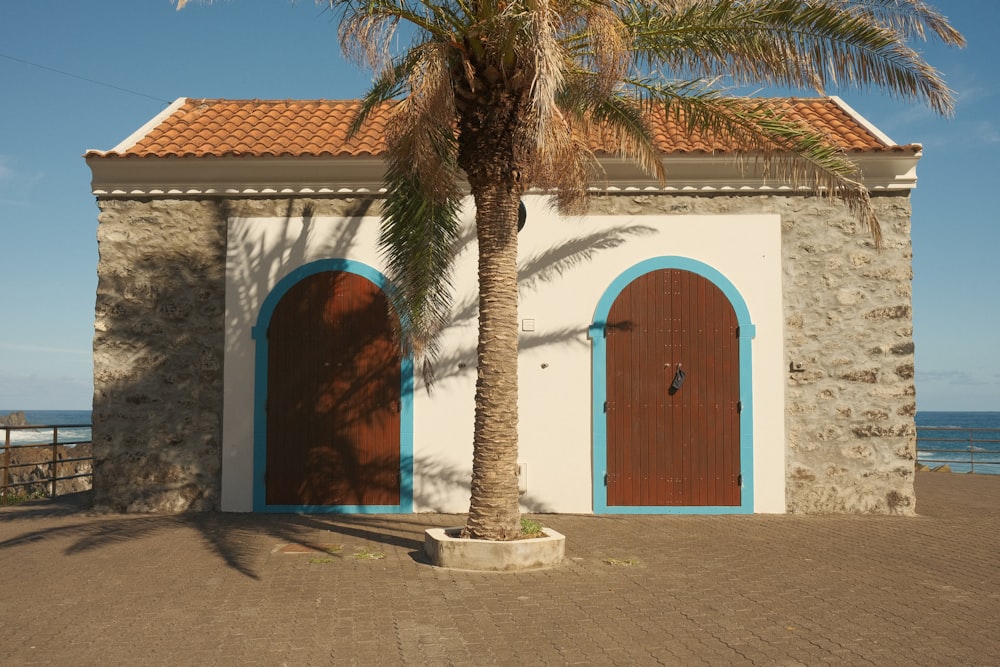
<box><xmin>87</xmin><ymin>195</ymin><xmax>654</xmax><ymax>571</ymax></box>
<box><xmin>264</xmin><ymin>268</ymin><xmax>403</xmax><ymax>507</ymax></box>
<box><xmin>231</xmin><ymin>203</ymin><xmax>655</xmax><ymax>511</ymax></box>
<box><xmin>420</xmin><ymin>223</ymin><xmax>656</xmax><ymax>389</ymax></box>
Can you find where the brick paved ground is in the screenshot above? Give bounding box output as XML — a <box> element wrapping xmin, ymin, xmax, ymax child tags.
<box><xmin>1</xmin><ymin>472</ymin><xmax>998</xmax><ymax>666</ymax></box>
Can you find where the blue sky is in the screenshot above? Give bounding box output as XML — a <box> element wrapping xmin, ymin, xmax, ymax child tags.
<box><xmin>0</xmin><ymin>0</ymin><xmax>996</xmax><ymax>411</ymax></box>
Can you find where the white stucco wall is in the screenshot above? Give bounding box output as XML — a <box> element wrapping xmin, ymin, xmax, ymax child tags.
<box><xmin>221</xmin><ymin>195</ymin><xmax>785</xmax><ymax>513</ymax></box>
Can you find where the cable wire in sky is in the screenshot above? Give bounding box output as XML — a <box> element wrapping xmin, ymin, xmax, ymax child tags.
<box><xmin>0</xmin><ymin>52</ymin><xmax>172</xmax><ymax>105</ymax></box>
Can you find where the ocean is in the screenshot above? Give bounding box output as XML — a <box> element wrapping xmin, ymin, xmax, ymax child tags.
<box><xmin>0</xmin><ymin>409</ymin><xmax>92</xmax><ymax>446</ymax></box>
<box><xmin>916</xmin><ymin>411</ymin><xmax>1000</xmax><ymax>475</ymax></box>
<box><xmin>2</xmin><ymin>409</ymin><xmax>998</xmax><ymax>473</ymax></box>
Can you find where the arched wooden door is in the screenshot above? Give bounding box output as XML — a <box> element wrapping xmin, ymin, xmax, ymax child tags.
<box><xmin>605</xmin><ymin>268</ymin><xmax>741</xmax><ymax>506</ymax></box>
<box><xmin>265</xmin><ymin>270</ymin><xmax>401</xmax><ymax>507</ymax></box>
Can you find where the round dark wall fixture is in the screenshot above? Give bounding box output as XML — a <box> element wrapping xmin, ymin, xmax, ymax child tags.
<box><xmin>517</xmin><ymin>200</ymin><xmax>527</xmax><ymax>232</ymax></box>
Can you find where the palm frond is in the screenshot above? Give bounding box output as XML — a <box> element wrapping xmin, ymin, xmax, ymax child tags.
<box><xmin>379</xmin><ymin>158</ymin><xmax>463</xmax><ymax>360</ymax></box>
<box><xmin>334</xmin><ymin>0</ymin><xmax>457</xmax><ymax>73</ymax></box>
<box><xmin>622</xmin><ymin>0</ymin><xmax>958</xmax><ymax>116</ymax></box>
<box><xmin>346</xmin><ymin>55</ymin><xmax>413</xmax><ymax>137</ymax></box>
<box><xmin>578</xmin><ymin>2</ymin><xmax>631</xmax><ymax>98</ymax></box>
<box><xmin>836</xmin><ymin>0</ymin><xmax>965</xmax><ymax>46</ymax></box>
<box><xmin>585</xmin><ymin>90</ymin><xmax>666</xmax><ymax>184</ymax></box>
<box><xmin>651</xmin><ymin>89</ymin><xmax>882</xmax><ymax>245</ymax></box>
<box><xmin>388</xmin><ymin>42</ymin><xmax>461</xmax><ymax>200</ymax></box>
<box><xmin>373</xmin><ymin>42</ymin><xmax>464</xmax><ymax>362</ymax></box>
<box><xmin>525</xmin><ymin>0</ymin><xmax>567</xmax><ymax>150</ymax></box>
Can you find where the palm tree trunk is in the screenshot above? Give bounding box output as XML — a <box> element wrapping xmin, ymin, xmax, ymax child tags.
<box><xmin>464</xmin><ymin>179</ymin><xmax>522</xmax><ymax>540</ymax></box>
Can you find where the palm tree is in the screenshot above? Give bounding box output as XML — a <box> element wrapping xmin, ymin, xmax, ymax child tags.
<box><xmin>178</xmin><ymin>0</ymin><xmax>963</xmax><ymax>540</ymax></box>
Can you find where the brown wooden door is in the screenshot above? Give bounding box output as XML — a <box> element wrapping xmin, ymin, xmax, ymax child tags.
<box><xmin>605</xmin><ymin>269</ymin><xmax>740</xmax><ymax>506</ymax></box>
<box><xmin>265</xmin><ymin>270</ymin><xmax>401</xmax><ymax>506</ymax></box>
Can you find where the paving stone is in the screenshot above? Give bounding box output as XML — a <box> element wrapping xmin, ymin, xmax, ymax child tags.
<box><xmin>1</xmin><ymin>474</ymin><xmax>998</xmax><ymax>665</ymax></box>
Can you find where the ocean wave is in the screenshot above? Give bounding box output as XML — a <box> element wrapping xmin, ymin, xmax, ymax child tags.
<box><xmin>1</xmin><ymin>427</ymin><xmax>92</xmax><ymax>446</ymax></box>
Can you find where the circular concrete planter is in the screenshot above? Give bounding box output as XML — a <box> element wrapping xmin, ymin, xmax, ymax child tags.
<box><xmin>424</xmin><ymin>526</ymin><xmax>566</xmax><ymax>571</ymax></box>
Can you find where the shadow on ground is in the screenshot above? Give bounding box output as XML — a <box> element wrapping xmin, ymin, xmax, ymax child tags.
<box><xmin>0</xmin><ymin>491</ymin><xmax>457</xmax><ymax>579</ymax></box>
<box><xmin>6</xmin><ymin>474</ymin><xmax>996</xmax><ymax>581</ymax></box>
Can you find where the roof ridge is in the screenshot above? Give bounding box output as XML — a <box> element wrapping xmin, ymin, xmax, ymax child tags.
<box><xmin>184</xmin><ymin>98</ymin><xmax>367</xmax><ymax>105</ymax></box>
<box><xmin>85</xmin><ymin>97</ymin><xmax>189</xmax><ymax>157</ymax></box>
<box><xmin>827</xmin><ymin>96</ymin><xmax>895</xmax><ymax>147</ymax></box>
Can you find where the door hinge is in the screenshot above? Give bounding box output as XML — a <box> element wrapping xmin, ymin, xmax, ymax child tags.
<box><xmin>737</xmin><ymin>473</ymin><xmax>743</xmax><ymax>487</ymax></box>
<box><xmin>603</xmin><ymin>401</ymin><xmax>608</xmax><ymax>412</ymax></box>
<box><xmin>604</xmin><ymin>472</ymin><xmax>609</xmax><ymax>486</ymax></box>
<box><xmin>737</xmin><ymin>400</ymin><xmax>743</xmax><ymax>414</ymax></box>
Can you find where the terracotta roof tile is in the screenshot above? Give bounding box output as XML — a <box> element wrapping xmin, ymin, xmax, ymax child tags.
<box><xmin>631</xmin><ymin>97</ymin><xmax>900</xmax><ymax>154</ymax></box>
<box><xmin>88</xmin><ymin>97</ymin><xmax>909</xmax><ymax>159</ymax></box>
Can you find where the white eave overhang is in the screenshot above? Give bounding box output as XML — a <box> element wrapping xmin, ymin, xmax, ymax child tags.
<box><xmin>87</xmin><ymin>150</ymin><xmax>920</xmax><ymax>198</ymax></box>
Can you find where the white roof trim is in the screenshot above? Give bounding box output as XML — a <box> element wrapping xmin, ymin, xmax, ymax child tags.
<box><xmin>85</xmin><ymin>97</ymin><xmax>188</xmax><ymax>156</ymax></box>
<box><xmin>88</xmin><ymin>151</ymin><xmax>921</xmax><ymax>198</ymax></box>
<box><xmin>597</xmin><ymin>154</ymin><xmax>920</xmax><ymax>192</ymax></box>
<box><xmin>829</xmin><ymin>96</ymin><xmax>897</xmax><ymax>147</ymax></box>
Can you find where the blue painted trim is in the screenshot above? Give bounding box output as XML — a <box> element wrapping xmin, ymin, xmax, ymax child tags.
<box><xmin>252</xmin><ymin>259</ymin><xmax>414</xmax><ymax>514</ymax></box>
<box><xmin>590</xmin><ymin>257</ymin><xmax>755</xmax><ymax>515</ymax></box>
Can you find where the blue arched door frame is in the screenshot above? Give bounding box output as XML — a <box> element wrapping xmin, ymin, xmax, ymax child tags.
<box><xmin>251</xmin><ymin>259</ymin><xmax>414</xmax><ymax>513</ymax></box>
<box><xmin>590</xmin><ymin>257</ymin><xmax>755</xmax><ymax>514</ymax></box>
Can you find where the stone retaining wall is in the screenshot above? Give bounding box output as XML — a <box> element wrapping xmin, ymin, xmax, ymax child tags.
<box><xmin>1</xmin><ymin>443</ymin><xmax>93</xmax><ymax>498</ymax></box>
<box><xmin>93</xmin><ymin>192</ymin><xmax>915</xmax><ymax>513</ymax></box>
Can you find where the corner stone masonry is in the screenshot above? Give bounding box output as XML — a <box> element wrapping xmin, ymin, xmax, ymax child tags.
<box><xmin>780</xmin><ymin>194</ymin><xmax>916</xmax><ymax>515</ymax></box>
<box><xmin>94</xmin><ymin>198</ymin><xmax>227</xmax><ymax>511</ymax></box>
<box><xmin>93</xmin><ymin>193</ymin><xmax>916</xmax><ymax>514</ymax></box>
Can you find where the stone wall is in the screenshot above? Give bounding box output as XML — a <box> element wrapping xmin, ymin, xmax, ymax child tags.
<box><xmin>780</xmin><ymin>194</ymin><xmax>917</xmax><ymax>514</ymax></box>
<box><xmin>93</xmin><ymin>192</ymin><xmax>915</xmax><ymax>514</ymax></box>
<box><xmin>94</xmin><ymin>198</ymin><xmax>227</xmax><ymax>511</ymax></box>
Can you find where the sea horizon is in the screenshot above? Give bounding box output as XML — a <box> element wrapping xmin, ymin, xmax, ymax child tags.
<box><xmin>1</xmin><ymin>409</ymin><xmax>997</xmax><ymax>471</ymax></box>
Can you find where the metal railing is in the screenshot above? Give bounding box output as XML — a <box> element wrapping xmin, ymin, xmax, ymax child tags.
<box><xmin>916</xmin><ymin>427</ymin><xmax>1000</xmax><ymax>474</ymax></box>
<box><xmin>1</xmin><ymin>424</ymin><xmax>93</xmax><ymax>499</ymax></box>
